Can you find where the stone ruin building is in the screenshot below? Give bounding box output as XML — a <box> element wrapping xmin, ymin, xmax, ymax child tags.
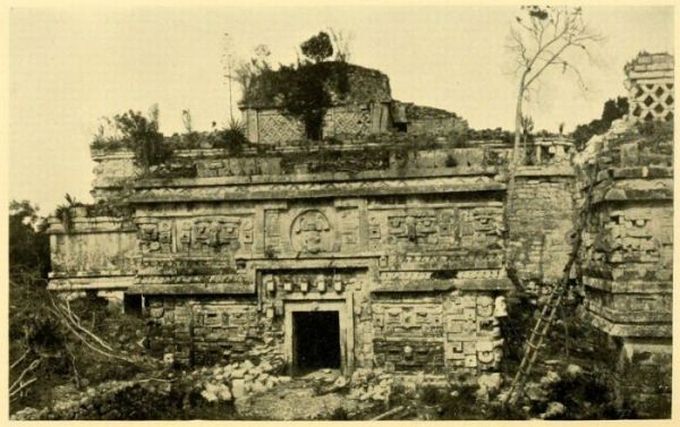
<box><xmin>45</xmin><ymin>53</ymin><xmax>673</xmax><ymax>415</ymax></box>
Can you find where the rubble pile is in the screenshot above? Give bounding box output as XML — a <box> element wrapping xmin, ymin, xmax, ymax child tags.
<box><xmin>244</xmin><ymin>342</ymin><xmax>286</xmax><ymax>372</ymax></box>
<box><xmin>192</xmin><ymin>358</ymin><xmax>289</xmax><ymax>402</ymax></box>
<box><xmin>348</xmin><ymin>368</ymin><xmax>394</xmax><ymax>402</ymax></box>
<box><xmin>11</xmin><ymin>357</ymin><xmax>288</xmax><ymax>420</ymax></box>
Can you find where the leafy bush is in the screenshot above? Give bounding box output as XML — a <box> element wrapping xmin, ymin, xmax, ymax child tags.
<box><xmin>300</xmin><ymin>31</ymin><xmax>334</xmax><ymax>63</ymax></box>
<box><xmin>91</xmin><ymin>107</ymin><xmax>170</xmax><ymax>172</ymax></box>
<box><xmin>9</xmin><ymin>201</ymin><xmax>152</xmax><ymax>414</ymax></box>
<box><xmin>9</xmin><ymin>200</ymin><xmax>50</xmax><ymax>276</ymax></box>
<box><xmin>210</xmin><ymin>119</ymin><xmax>248</xmax><ymax>154</ymax></box>
<box><xmin>466</xmin><ymin>128</ymin><xmax>514</xmax><ymax>143</ymax></box>
<box><xmin>419</xmin><ymin>384</ymin><xmax>444</xmax><ymax>406</ymax></box>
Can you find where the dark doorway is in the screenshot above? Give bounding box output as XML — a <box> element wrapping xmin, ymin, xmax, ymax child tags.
<box><xmin>293</xmin><ymin>311</ymin><xmax>341</xmax><ymax>373</ymax></box>
<box><xmin>123</xmin><ymin>294</ymin><xmax>143</xmax><ymax>316</ymax></box>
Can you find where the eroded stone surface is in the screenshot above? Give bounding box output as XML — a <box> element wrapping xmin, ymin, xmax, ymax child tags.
<box><xmin>45</xmin><ymin>53</ymin><xmax>673</xmax><ymax>417</ymax></box>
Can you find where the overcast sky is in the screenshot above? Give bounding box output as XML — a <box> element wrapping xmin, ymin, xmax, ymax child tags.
<box><xmin>8</xmin><ymin>4</ymin><xmax>674</xmax><ymax>214</ymax></box>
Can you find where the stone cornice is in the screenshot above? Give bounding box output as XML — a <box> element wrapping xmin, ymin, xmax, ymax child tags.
<box><xmin>371</xmin><ymin>278</ymin><xmax>514</xmax><ymax>293</ymax></box>
<box><xmin>129</xmin><ymin>175</ymin><xmax>506</xmax><ymax>204</ymax></box>
<box><xmin>135</xmin><ymin>166</ymin><xmax>500</xmax><ymax>188</ymax></box>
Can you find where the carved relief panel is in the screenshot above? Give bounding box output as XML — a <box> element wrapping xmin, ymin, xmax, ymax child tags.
<box><xmin>443</xmin><ymin>292</ymin><xmax>504</xmax><ymax>371</ymax></box>
<box><xmin>372</xmin><ymin>302</ymin><xmax>443</xmax><ymax>338</ymax></box>
<box><xmin>137</xmin><ymin>215</ymin><xmax>254</xmax><ymax>256</ymax></box>
<box><xmin>367</xmin><ymin>205</ymin><xmax>504</xmax><ymax>258</ymax></box>
<box><xmin>175</xmin><ymin>216</ymin><xmax>253</xmax><ymax>254</ymax></box>
<box><xmin>338</xmin><ymin>207</ymin><xmax>360</xmax><ymax>249</ymax></box>
<box><xmin>583</xmin><ymin>206</ymin><xmax>672</xmax><ymax>276</ymax></box>
<box><xmin>458</xmin><ymin>207</ymin><xmax>503</xmax><ymax>249</ymax></box>
<box><xmin>372</xmin><ymin>301</ymin><xmax>445</xmax><ymax>372</ymax></box>
<box><xmin>193</xmin><ymin>304</ymin><xmax>257</xmax><ymax>341</ymax></box>
<box><xmin>290</xmin><ymin>210</ymin><xmax>333</xmax><ymax>255</ymax></box>
<box><xmin>137</xmin><ymin>219</ymin><xmax>173</xmax><ymax>254</ymax></box>
<box><xmin>264</xmin><ymin>210</ymin><xmax>282</xmax><ymax>255</ymax></box>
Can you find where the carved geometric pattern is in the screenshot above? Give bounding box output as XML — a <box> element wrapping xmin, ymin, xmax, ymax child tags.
<box><xmin>443</xmin><ymin>293</ymin><xmax>503</xmax><ymax>370</ymax></box>
<box><xmin>372</xmin><ymin>302</ymin><xmax>443</xmax><ymax>338</ymax></box>
<box><xmin>257</xmin><ymin>112</ymin><xmax>304</xmax><ymax>144</ymax></box>
<box><xmin>326</xmin><ymin>107</ymin><xmax>371</xmax><ymax>137</ymax></box>
<box><xmin>629</xmin><ymin>82</ymin><xmax>674</xmax><ymax>122</ymax></box>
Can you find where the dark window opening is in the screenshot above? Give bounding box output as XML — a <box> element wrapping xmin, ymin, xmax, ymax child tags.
<box><xmin>394</xmin><ymin>122</ymin><xmax>408</xmax><ymax>132</ymax></box>
<box><xmin>293</xmin><ymin>311</ymin><xmax>340</xmax><ymax>374</ymax></box>
<box><xmin>124</xmin><ymin>294</ymin><xmax>143</xmax><ymax>316</ymax></box>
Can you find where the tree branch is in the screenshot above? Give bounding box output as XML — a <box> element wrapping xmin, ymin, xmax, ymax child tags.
<box><xmin>9</xmin><ymin>358</ymin><xmax>41</xmax><ymax>396</ymax></box>
<box><xmin>10</xmin><ymin>348</ymin><xmax>30</xmax><ymax>370</ymax></box>
<box><xmin>524</xmin><ymin>41</ymin><xmax>574</xmax><ymax>88</ymax></box>
<box><xmin>50</xmin><ymin>295</ymin><xmax>115</xmax><ymax>352</ymax></box>
<box><xmin>9</xmin><ymin>378</ymin><xmax>38</xmax><ymax>400</ymax></box>
<box><xmin>47</xmin><ymin>306</ymin><xmax>135</xmax><ymax>364</ymax></box>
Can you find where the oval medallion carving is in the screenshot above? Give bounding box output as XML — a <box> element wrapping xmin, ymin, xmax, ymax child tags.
<box><xmin>290</xmin><ymin>210</ymin><xmax>332</xmax><ymax>254</ymax></box>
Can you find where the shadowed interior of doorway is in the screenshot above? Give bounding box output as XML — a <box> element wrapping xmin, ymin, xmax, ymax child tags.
<box><xmin>293</xmin><ymin>311</ymin><xmax>341</xmax><ymax>375</ymax></box>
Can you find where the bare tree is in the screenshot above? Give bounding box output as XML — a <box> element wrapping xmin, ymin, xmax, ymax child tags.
<box><xmin>520</xmin><ymin>114</ymin><xmax>534</xmax><ymax>157</ymax></box>
<box><xmin>506</xmin><ymin>6</ymin><xmax>602</xmax><ymax>166</ymax></box>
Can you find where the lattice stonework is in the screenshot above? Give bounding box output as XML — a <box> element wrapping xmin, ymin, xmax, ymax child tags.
<box><xmin>257</xmin><ymin>111</ymin><xmax>304</xmax><ymax>144</ymax></box>
<box><xmin>625</xmin><ymin>53</ymin><xmax>674</xmax><ymax>122</ymax></box>
<box><xmin>324</xmin><ymin>106</ymin><xmax>371</xmax><ymax>137</ymax></box>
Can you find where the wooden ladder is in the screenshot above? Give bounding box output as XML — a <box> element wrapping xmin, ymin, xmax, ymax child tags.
<box><xmin>502</xmin><ymin>161</ymin><xmax>599</xmax><ymax>407</ymax></box>
<box><xmin>502</xmin><ymin>278</ymin><xmax>568</xmax><ymax>405</ymax></box>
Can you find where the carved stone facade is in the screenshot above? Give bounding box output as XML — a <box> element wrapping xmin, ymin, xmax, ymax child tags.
<box><xmin>576</xmin><ymin>121</ymin><xmax>673</xmax><ymax>415</ymax></box>
<box><xmin>45</xmin><ymin>55</ymin><xmax>672</xmax><ymax>408</ymax></box>
<box><xmin>48</xmin><ymin>142</ymin><xmax>517</xmax><ymax>377</ymax></box>
<box><xmin>572</xmin><ymin>54</ymin><xmax>674</xmax><ymax>416</ymax></box>
<box><xmin>625</xmin><ymin>52</ymin><xmax>674</xmax><ymax>123</ymax></box>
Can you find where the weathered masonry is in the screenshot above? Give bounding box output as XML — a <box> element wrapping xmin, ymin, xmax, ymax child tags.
<box><xmin>129</xmin><ymin>161</ymin><xmax>513</xmax><ymax>374</ymax></box>
<box><xmin>45</xmin><ymin>53</ymin><xmax>672</xmax><ymax>401</ymax></box>
<box><xmin>574</xmin><ymin>52</ymin><xmax>674</xmax><ymax>415</ymax></box>
<box><xmin>47</xmin><ymin>63</ymin><xmax>514</xmax><ymax>378</ymax></box>
<box><xmin>49</xmin><ymin>150</ymin><xmax>516</xmax><ymax>375</ymax></box>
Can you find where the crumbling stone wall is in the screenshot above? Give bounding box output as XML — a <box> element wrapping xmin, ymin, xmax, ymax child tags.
<box><xmin>243</xmin><ymin>103</ymin><xmax>391</xmax><ymax>144</ymax></box>
<box><xmin>244</xmin><ymin>109</ymin><xmax>305</xmax><ymax>144</ymax></box>
<box><xmin>506</xmin><ymin>166</ymin><xmax>577</xmax><ymax>287</ymax></box>
<box><xmin>576</xmin><ymin>118</ymin><xmax>672</xmax><ymax>416</ymax></box>
<box><xmin>90</xmin><ymin>149</ymin><xmax>140</xmax><ymax>203</ymax></box>
<box><xmin>571</xmin><ymin>53</ymin><xmax>674</xmax><ymax>417</ymax></box>
<box><xmin>391</xmin><ymin>103</ymin><xmax>467</xmax><ymax>137</ymax></box>
<box><xmin>46</xmin><ymin>207</ymin><xmax>137</xmax><ymax>301</ymax></box>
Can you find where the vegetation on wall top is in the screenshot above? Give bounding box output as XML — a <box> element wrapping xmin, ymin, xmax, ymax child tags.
<box><xmin>571</xmin><ymin>97</ymin><xmax>629</xmax><ymax>149</ymax></box>
<box><xmin>237</xmin><ymin>31</ymin><xmax>391</xmax><ymax>140</ymax></box>
<box><xmin>91</xmin><ymin>106</ymin><xmax>169</xmax><ymax>172</ymax></box>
